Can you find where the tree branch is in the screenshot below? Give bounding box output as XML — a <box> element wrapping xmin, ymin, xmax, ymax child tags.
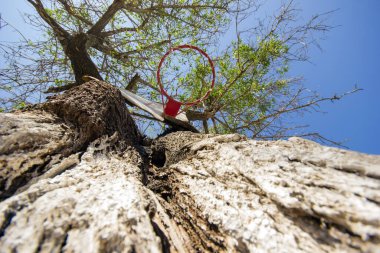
<box><xmin>236</xmin><ymin>88</ymin><xmax>362</xmax><ymax>131</ymax></box>
<box><xmin>27</xmin><ymin>0</ymin><xmax>70</xmax><ymax>40</ymax></box>
<box><xmin>124</xmin><ymin>4</ymin><xmax>229</xmax><ymax>13</ymax></box>
<box><xmin>119</xmin><ymin>39</ymin><xmax>171</xmax><ymax>56</ymax></box>
<box><xmin>93</xmin><ymin>39</ymin><xmax>170</xmax><ymax>63</ymax></box>
<box><xmin>57</xmin><ymin>0</ymin><xmax>93</xmax><ymax>26</ymax></box>
<box><xmin>136</xmin><ymin>76</ymin><xmax>160</xmax><ymax>93</ymax></box>
<box><xmin>130</xmin><ymin>111</ymin><xmax>159</xmax><ymax>121</ymax></box>
<box><xmin>212</xmin><ymin>118</ymin><xmax>219</xmax><ymax>134</ymax></box>
<box><xmin>203</xmin><ymin>119</ymin><xmax>209</xmax><ymax>133</ymax></box>
<box><xmin>186</xmin><ymin>110</ymin><xmax>214</xmax><ymax>121</ymax></box>
<box><xmin>44</xmin><ymin>82</ymin><xmax>76</xmax><ymax>93</ymax></box>
<box><xmin>87</xmin><ymin>0</ymin><xmax>124</xmax><ymax>35</ymax></box>
<box><xmin>100</xmin><ymin>27</ymin><xmax>138</xmax><ymax>36</ymax></box>
<box><xmin>99</xmin><ymin>16</ymin><xmax>150</xmax><ymax>37</ymax></box>
<box><xmin>125</xmin><ymin>73</ymin><xmax>140</xmax><ymax>91</ymax></box>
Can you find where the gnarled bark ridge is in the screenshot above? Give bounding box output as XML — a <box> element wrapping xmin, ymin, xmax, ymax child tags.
<box><xmin>0</xmin><ymin>80</ymin><xmax>379</xmax><ymax>252</ymax></box>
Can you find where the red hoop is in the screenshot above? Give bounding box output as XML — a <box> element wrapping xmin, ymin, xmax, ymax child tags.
<box><xmin>157</xmin><ymin>44</ymin><xmax>215</xmax><ymax>117</ymax></box>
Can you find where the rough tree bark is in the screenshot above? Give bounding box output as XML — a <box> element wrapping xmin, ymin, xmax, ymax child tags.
<box><xmin>0</xmin><ymin>80</ymin><xmax>379</xmax><ymax>253</ymax></box>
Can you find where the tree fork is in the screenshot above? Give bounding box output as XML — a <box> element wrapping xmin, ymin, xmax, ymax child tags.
<box><xmin>64</xmin><ymin>33</ymin><xmax>103</xmax><ymax>84</ymax></box>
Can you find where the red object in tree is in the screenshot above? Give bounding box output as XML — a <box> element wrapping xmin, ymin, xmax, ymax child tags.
<box><xmin>157</xmin><ymin>44</ymin><xmax>215</xmax><ymax>117</ymax></box>
<box><xmin>163</xmin><ymin>98</ymin><xmax>182</xmax><ymax>117</ymax></box>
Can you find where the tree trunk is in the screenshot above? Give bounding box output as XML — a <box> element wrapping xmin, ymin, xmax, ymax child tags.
<box><xmin>64</xmin><ymin>33</ymin><xmax>103</xmax><ymax>84</ymax></box>
<box><xmin>0</xmin><ymin>80</ymin><xmax>379</xmax><ymax>252</ymax></box>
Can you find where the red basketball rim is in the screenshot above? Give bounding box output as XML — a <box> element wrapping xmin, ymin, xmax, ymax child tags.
<box><xmin>157</xmin><ymin>44</ymin><xmax>216</xmax><ymax>107</ymax></box>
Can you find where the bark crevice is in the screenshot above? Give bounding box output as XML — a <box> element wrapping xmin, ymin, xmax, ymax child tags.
<box><xmin>151</xmin><ymin>220</ymin><xmax>171</xmax><ymax>253</ymax></box>
<box><xmin>0</xmin><ymin>210</ymin><xmax>15</xmax><ymax>238</ymax></box>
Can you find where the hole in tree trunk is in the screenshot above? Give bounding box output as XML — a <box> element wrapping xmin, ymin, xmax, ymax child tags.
<box><xmin>151</xmin><ymin>147</ymin><xmax>166</xmax><ymax>168</ymax></box>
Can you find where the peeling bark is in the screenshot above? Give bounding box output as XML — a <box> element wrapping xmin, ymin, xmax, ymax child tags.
<box><xmin>0</xmin><ymin>80</ymin><xmax>379</xmax><ymax>252</ymax></box>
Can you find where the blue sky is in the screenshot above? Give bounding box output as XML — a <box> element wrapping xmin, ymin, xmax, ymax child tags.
<box><xmin>1</xmin><ymin>1</ymin><xmax>379</xmax><ymax>154</ymax></box>
<box><xmin>287</xmin><ymin>1</ymin><xmax>380</xmax><ymax>154</ymax></box>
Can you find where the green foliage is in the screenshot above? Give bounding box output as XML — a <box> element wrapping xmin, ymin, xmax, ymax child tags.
<box><xmin>168</xmin><ymin>38</ymin><xmax>290</xmax><ymax>134</ymax></box>
<box><xmin>13</xmin><ymin>101</ymin><xmax>27</xmax><ymax>110</ymax></box>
